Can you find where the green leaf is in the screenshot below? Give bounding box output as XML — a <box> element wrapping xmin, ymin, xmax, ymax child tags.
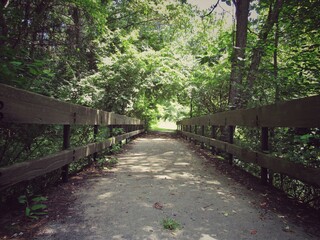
<box><xmin>25</xmin><ymin>207</ymin><xmax>31</xmax><ymax>216</ymax></box>
<box><xmin>18</xmin><ymin>195</ymin><xmax>27</xmax><ymax>204</ymax></box>
<box><xmin>31</xmin><ymin>204</ymin><xmax>47</xmax><ymax>211</ymax></box>
<box><xmin>29</xmin><ymin>67</ymin><xmax>38</xmax><ymax>75</ymax></box>
<box><xmin>10</xmin><ymin>61</ymin><xmax>23</xmax><ymax>66</ymax></box>
<box><xmin>32</xmin><ymin>196</ymin><xmax>48</xmax><ymax>202</ymax></box>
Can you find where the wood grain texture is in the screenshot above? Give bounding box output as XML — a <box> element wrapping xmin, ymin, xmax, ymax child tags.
<box><xmin>0</xmin><ymin>150</ymin><xmax>74</xmax><ymax>191</ymax></box>
<box><xmin>0</xmin><ymin>129</ymin><xmax>145</xmax><ymax>191</ymax></box>
<box><xmin>177</xmin><ymin>95</ymin><xmax>320</xmax><ymax>127</ymax></box>
<box><xmin>178</xmin><ymin>130</ymin><xmax>320</xmax><ymax>186</ymax></box>
<box><xmin>0</xmin><ymin>84</ymin><xmax>143</xmax><ymax>125</ymax></box>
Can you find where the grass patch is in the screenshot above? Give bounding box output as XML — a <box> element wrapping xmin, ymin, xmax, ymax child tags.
<box><xmin>106</xmin><ymin>157</ymin><xmax>118</xmax><ymax>168</ymax></box>
<box><xmin>162</xmin><ymin>218</ymin><xmax>181</xmax><ymax>230</ymax></box>
<box><xmin>96</xmin><ymin>157</ymin><xmax>118</xmax><ymax>169</ymax></box>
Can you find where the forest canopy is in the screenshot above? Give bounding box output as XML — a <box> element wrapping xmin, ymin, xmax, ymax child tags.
<box><xmin>0</xmin><ymin>0</ymin><xmax>319</xmax><ymax>124</ymax></box>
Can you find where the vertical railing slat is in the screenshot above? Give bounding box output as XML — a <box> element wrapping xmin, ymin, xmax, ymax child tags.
<box><xmin>261</xmin><ymin>127</ymin><xmax>269</xmax><ymax>184</ymax></box>
<box><xmin>61</xmin><ymin>125</ymin><xmax>71</xmax><ymax>182</ymax></box>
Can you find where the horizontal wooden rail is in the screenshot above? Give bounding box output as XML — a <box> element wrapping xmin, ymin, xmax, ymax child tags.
<box><xmin>0</xmin><ymin>83</ymin><xmax>142</xmax><ymax>125</ymax></box>
<box><xmin>177</xmin><ymin>95</ymin><xmax>320</xmax><ymax>187</ymax></box>
<box><xmin>177</xmin><ymin>95</ymin><xmax>320</xmax><ymax>127</ymax></box>
<box><xmin>179</xmin><ymin>131</ymin><xmax>320</xmax><ymax>186</ymax></box>
<box><xmin>0</xmin><ymin>129</ymin><xmax>144</xmax><ymax>191</ymax></box>
<box><xmin>0</xmin><ymin>84</ymin><xmax>145</xmax><ymax>191</ymax></box>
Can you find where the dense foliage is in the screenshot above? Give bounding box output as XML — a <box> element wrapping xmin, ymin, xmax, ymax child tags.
<box><xmin>0</xmin><ymin>0</ymin><xmax>319</xmax><ymax>208</ymax></box>
<box><xmin>1</xmin><ymin>0</ymin><xmax>319</xmax><ymax>119</ymax></box>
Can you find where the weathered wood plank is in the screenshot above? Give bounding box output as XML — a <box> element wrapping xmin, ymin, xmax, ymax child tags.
<box><xmin>179</xmin><ymin>95</ymin><xmax>320</xmax><ymax>127</ymax></box>
<box><xmin>0</xmin><ymin>129</ymin><xmax>144</xmax><ymax>190</ymax></box>
<box><xmin>0</xmin><ymin>84</ymin><xmax>142</xmax><ymax>125</ymax></box>
<box><xmin>0</xmin><ymin>150</ymin><xmax>74</xmax><ymax>191</ymax></box>
<box><xmin>178</xmin><ymin>130</ymin><xmax>320</xmax><ymax>186</ymax></box>
<box><xmin>256</xmin><ymin>153</ymin><xmax>320</xmax><ymax>186</ymax></box>
<box><xmin>258</xmin><ymin>95</ymin><xmax>320</xmax><ymax>127</ymax></box>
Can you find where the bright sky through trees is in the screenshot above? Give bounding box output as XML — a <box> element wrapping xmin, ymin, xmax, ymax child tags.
<box><xmin>187</xmin><ymin>0</ymin><xmax>235</xmax><ymax>26</ymax></box>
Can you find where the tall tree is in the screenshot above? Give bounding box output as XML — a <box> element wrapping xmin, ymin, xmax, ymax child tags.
<box><xmin>228</xmin><ymin>0</ymin><xmax>250</xmax><ymax>109</ymax></box>
<box><xmin>246</xmin><ymin>0</ymin><xmax>283</xmax><ymax>91</ymax></box>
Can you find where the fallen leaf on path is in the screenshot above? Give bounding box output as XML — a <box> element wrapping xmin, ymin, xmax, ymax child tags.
<box><xmin>250</xmin><ymin>230</ymin><xmax>257</xmax><ymax>235</ymax></box>
<box><xmin>153</xmin><ymin>202</ymin><xmax>163</xmax><ymax>210</ymax></box>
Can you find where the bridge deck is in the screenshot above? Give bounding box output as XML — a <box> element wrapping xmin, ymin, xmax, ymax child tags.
<box><xmin>36</xmin><ymin>133</ymin><xmax>317</xmax><ymax>240</ymax></box>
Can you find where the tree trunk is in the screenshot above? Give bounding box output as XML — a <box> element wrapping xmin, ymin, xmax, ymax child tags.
<box><xmin>274</xmin><ymin>21</ymin><xmax>280</xmax><ymax>103</ymax></box>
<box><xmin>228</xmin><ymin>0</ymin><xmax>250</xmax><ymax>109</ymax></box>
<box><xmin>247</xmin><ymin>0</ymin><xmax>284</xmax><ymax>91</ymax></box>
<box><xmin>72</xmin><ymin>7</ymin><xmax>80</xmax><ymax>49</ymax></box>
<box><xmin>0</xmin><ymin>0</ymin><xmax>9</xmax><ymax>45</ymax></box>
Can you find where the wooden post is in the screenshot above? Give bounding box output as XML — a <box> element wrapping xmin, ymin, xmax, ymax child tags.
<box><xmin>228</xmin><ymin>126</ymin><xmax>234</xmax><ymax>165</ymax></box>
<box><xmin>118</xmin><ymin>125</ymin><xmax>123</xmax><ymax>147</ymax></box>
<box><xmin>128</xmin><ymin>124</ymin><xmax>132</xmax><ymax>141</ymax></box>
<box><xmin>109</xmin><ymin>125</ymin><xmax>113</xmax><ymax>138</ymax></box>
<box><xmin>125</xmin><ymin>125</ymin><xmax>129</xmax><ymax>144</ymax></box>
<box><xmin>194</xmin><ymin>125</ymin><xmax>198</xmax><ymax>145</ymax></box>
<box><xmin>201</xmin><ymin>125</ymin><xmax>205</xmax><ymax>149</ymax></box>
<box><xmin>93</xmin><ymin>125</ymin><xmax>99</xmax><ymax>162</ymax></box>
<box><xmin>211</xmin><ymin>125</ymin><xmax>216</xmax><ymax>154</ymax></box>
<box><xmin>261</xmin><ymin>127</ymin><xmax>269</xmax><ymax>184</ymax></box>
<box><xmin>108</xmin><ymin>125</ymin><xmax>114</xmax><ymax>152</ymax></box>
<box><xmin>186</xmin><ymin>125</ymin><xmax>188</xmax><ymax>140</ymax></box>
<box><xmin>62</xmin><ymin>125</ymin><xmax>71</xmax><ymax>182</ymax></box>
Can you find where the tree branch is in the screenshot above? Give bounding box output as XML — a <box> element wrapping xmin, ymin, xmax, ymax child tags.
<box><xmin>201</xmin><ymin>0</ymin><xmax>220</xmax><ymax>18</ymax></box>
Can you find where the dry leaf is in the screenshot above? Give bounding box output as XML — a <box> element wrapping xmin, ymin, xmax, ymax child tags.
<box><xmin>250</xmin><ymin>230</ymin><xmax>257</xmax><ymax>235</ymax></box>
<box><xmin>153</xmin><ymin>202</ymin><xmax>163</xmax><ymax>210</ymax></box>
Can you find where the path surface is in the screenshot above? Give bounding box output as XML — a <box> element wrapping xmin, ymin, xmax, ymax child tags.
<box><xmin>36</xmin><ymin>133</ymin><xmax>315</xmax><ymax>240</ymax></box>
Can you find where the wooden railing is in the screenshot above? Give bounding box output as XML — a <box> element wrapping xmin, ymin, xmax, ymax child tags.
<box><xmin>0</xmin><ymin>84</ymin><xmax>145</xmax><ymax>191</ymax></box>
<box><xmin>177</xmin><ymin>95</ymin><xmax>320</xmax><ymax>187</ymax></box>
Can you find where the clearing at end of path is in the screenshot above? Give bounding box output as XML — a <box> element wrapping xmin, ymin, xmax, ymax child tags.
<box><xmin>35</xmin><ymin>132</ymin><xmax>319</xmax><ymax>240</ymax></box>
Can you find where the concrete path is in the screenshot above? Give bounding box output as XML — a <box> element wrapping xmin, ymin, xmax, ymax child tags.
<box><xmin>36</xmin><ymin>133</ymin><xmax>315</xmax><ymax>240</ymax></box>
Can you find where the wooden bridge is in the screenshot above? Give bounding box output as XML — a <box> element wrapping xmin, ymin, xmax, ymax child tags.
<box><xmin>0</xmin><ymin>84</ymin><xmax>320</xmax><ymax>239</ymax></box>
<box><xmin>1</xmin><ymin>84</ymin><xmax>319</xmax><ymax>190</ymax></box>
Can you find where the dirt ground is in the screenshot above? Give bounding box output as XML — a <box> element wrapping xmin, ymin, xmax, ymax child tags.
<box><xmin>1</xmin><ymin>132</ymin><xmax>319</xmax><ymax>240</ymax></box>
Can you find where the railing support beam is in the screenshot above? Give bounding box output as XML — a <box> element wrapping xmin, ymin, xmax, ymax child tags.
<box><xmin>62</xmin><ymin>125</ymin><xmax>71</xmax><ymax>183</ymax></box>
<box><xmin>228</xmin><ymin>126</ymin><xmax>234</xmax><ymax>165</ymax></box>
<box><xmin>93</xmin><ymin>125</ymin><xmax>99</xmax><ymax>162</ymax></box>
<box><xmin>211</xmin><ymin>125</ymin><xmax>216</xmax><ymax>154</ymax></box>
<box><xmin>261</xmin><ymin>127</ymin><xmax>269</xmax><ymax>184</ymax></box>
<box><xmin>201</xmin><ymin>125</ymin><xmax>205</xmax><ymax>149</ymax></box>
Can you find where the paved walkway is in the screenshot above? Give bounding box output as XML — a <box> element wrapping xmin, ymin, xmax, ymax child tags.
<box><xmin>36</xmin><ymin>133</ymin><xmax>315</xmax><ymax>240</ymax></box>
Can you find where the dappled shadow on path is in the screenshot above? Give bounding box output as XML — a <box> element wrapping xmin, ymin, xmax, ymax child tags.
<box><xmin>35</xmin><ymin>133</ymin><xmax>318</xmax><ymax>240</ymax></box>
